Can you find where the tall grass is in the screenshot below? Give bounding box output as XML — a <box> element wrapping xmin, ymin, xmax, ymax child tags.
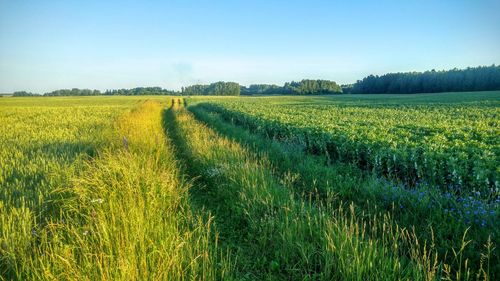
<box><xmin>188</xmin><ymin>102</ymin><xmax>498</xmax><ymax>279</ymax></box>
<box><xmin>1</xmin><ymin>99</ymin><xmax>227</xmax><ymax>280</ymax></box>
<box><xmin>165</xmin><ymin>101</ymin><xmax>483</xmax><ymax>280</ymax></box>
<box><xmin>1</xmin><ymin>101</ymin><xmax>124</xmax><ymax>279</ymax></box>
<box><xmin>1</xmin><ymin>96</ymin><xmax>494</xmax><ymax>280</ymax></box>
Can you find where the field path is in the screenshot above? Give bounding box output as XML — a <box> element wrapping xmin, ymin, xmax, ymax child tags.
<box><xmin>161</xmin><ymin>99</ymin><xmax>440</xmax><ymax>280</ymax></box>
<box><xmin>186</xmin><ymin>101</ymin><xmax>500</xmax><ymax>276</ymax></box>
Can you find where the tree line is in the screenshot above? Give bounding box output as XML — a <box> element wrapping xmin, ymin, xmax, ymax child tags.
<box><xmin>45</xmin><ymin>89</ymin><xmax>102</xmax><ymax>96</ymax></box>
<box><xmin>182</xmin><ymin>81</ymin><xmax>241</xmax><ymax>96</ymax></box>
<box><xmin>241</xmin><ymin>79</ymin><xmax>342</xmax><ymax>95</ymax></box>
<box><xmin>346</xmin><ymin>65</ymin><xmax>500</xmax><ymax>94</ymax></box>
<box><xmin>9</xmin><ymin>65</ymin><xmax>500</xmax><ymax>96</ymax></box>
<box><xmin>11</xmin><ymin>80</ymin><xmax>343</xmax><ymax>97</ymax></box>
<box><xmin>12</xmin><ymin>91</ymin><xmax>40</xmax><ymax>97</ymax></box>
<box><xmin>103</xmin><ymin>87</ymin><xmax>175</xmax><ymax>96</ymax></box>
<box><xmin>13</xmin><ymin>87</ymin><xmax>176</xmax><ymax>97</ymax></box>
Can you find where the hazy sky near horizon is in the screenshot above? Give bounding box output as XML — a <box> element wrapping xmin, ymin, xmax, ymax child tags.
<box><xmin>1</xmin><ymin>0</ymin><xmax>499</xmax><ymax>93</ymax></box>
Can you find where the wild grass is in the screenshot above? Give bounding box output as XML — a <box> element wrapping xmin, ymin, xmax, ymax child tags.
<box><xmin>1</xmin><ymin>99</ymin><xmax>227</xmax><ymax>280</ymax></box>
<box><xmin>1</xmin><ymin>95</ymin><xmax>496</xmax><ymax>280</ymax></box>
<box><xmin>165</xmin><ymin>101</ymin><xmax>489</xmax><ymax>280</ymax></box>
<box><xmin>188</xmin><ymin>102</ymin><xmax>498</xmax><ymax>279</ymax></box>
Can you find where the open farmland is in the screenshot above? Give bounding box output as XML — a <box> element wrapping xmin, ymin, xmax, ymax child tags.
<box><xmin>0</xmin><ymin>97</ymin><xmax>224</xmax><ymax>280</ymax></box>
<box><xmin>191</xmin><ymin>92</ymin><xmax>500</xmax><ymax>196</ymax></box>
<box><xmin>2</xmin><ymin>0</ymin><xmax>499</xmax><ymax>279</ymax></box>
<box><xmin>0</xmin><ymin>93</ymin><xmax>499</xmax><ymax>280</ymax></box>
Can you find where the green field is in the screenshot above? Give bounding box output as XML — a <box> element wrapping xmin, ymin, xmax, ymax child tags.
<box><xmin>190</xmin><ymin>92</ymin><xmax>499</xmax><ymax>195</ymax></box>
<box><xmin>0</xmin><ymin>93</ymin><xmax>498</xmax><ymax>280</ymax></box>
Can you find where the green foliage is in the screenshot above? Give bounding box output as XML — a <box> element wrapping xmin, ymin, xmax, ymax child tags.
<box><xmin>194</xmin><ymin>94</ymin><xmax>499</xmax><ymax>198</ymax></box>
<box><xmin>241</xmin><ymin>79</ymin><xmax>342</xmax><ymax>95</ymax></box>
<box><xmin>240</xmin><ymin>84</ymin><xmax>282</xmax><ymax>95</ymax></box>
<box><xmin>44</xmin><ymin>88</ymin><xmax>102</xmax><ymax>96</ymax></box>
<box><xmin>284</xmin><ymin>79</ymin><xmax>342</xmax><ymax>94</ymax></box>
<box><xmin>170</xmin><ymin>100</ymin><xmax>496</xmax><ymax>280</ymax></box>
<box><xmin>351</xmin><ymin>65</ymin><xmax>500</xmax><ymax>94</ymax></box>
<box><xmin>182</xmin><ymin>81</ymin><xmax>240</xmax><ymax>96</ymax></box>
<box><xmin>188</xmin><ymin>101</ymin><xmax>499</xmax><ymax>279</ymax></box>
<box><xmin>11</xmin><ymin>87</ymin><xmax>178</xmax><ymax>97</ymax></box>
<box><xmin>12</xmin><ymin>91</ymin><xmax>38</xmax><ymax>97</ymax></box>
<box><xmin>0</xmin><ymin>97</ymin><xmax>225</xmax><ymax>280</ymax></box>
<box><xmin>103</xmin><ymin>86</ymin><xmax>176</xmax><ymax>96</ymax></box>
<box><xmin>167</xmin><ymin>103</ymin><xmax>429</xmax><ymax>279</ymax></box>
<box><xmin>1</xmin><ymin>95</ymin><xmax>497</xmax><ymax>280</ymax></box>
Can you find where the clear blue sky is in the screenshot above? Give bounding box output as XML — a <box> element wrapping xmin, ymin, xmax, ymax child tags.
<box><xmin>1</xmin><ymin>0</ymin><xmax>499</xmax><ymax>93</ymax></box>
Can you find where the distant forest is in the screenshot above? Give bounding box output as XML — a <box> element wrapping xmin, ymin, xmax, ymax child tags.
<box><xmin>10</xmin><ymin>65</ymin><xmax>500</xmax><ymax>96</ymax></box>
<box><xmin>103</xmin><ymin>87</ymin><xmax>176</xmax><ymax>96</ymax></box>
<box><xmin>182</xmin><ymin>82</ymin><xmax>241</xmax><ymax>96</ymax></box>
<box><xmin>345</xmin><ymin>65</ymin><xmax>500</xmax><ymax>94</ymax></box>
<box><xmin>241</xmin><ymin>79</ymin><xmax>342</xmax><ymax>95</ymax></box>
<box><xmin>179</xmin><ymin>79</ymin><xmax>342</xmax><ymax>96</ymax></box>
<box><xmin>13</xmin><ymin>87</ymin><xmax>176</xmax><ymax>97</ymax></box>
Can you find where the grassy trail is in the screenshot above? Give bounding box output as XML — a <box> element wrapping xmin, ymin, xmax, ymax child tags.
<box><xmin>2</xmin><ymin>97</ymin><xmax>494</xmax><ymax>280</ymax></box>
<box><xmin>163</xmin><ymin>99</ymin><xmax>449</xmax><ymax>280</ymax></box>
<box><xmin>187</xmin><ymin>103</ymin><xmax>498</xmax><ymax>279</ymax></box>
<box><xmin>1</xmin><ymin>100</ymin><xmax>224</xmax><ymax>280</ymax></box>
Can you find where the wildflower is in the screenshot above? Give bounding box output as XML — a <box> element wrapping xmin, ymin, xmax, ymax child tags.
<box><xmin>91</xmin><ymin>198</ymin><xmax>104</xmax><ymax>204</ymax></box>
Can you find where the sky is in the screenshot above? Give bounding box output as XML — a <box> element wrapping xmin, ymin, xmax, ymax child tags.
<box><xmin>1</xmin><ymin>0</ymin><xmax>499</xmax><ymax>93</ymax></box>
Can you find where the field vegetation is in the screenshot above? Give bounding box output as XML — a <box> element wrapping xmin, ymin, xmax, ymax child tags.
<box><xmin>191</xmin><ymin>93</ymin><xmax>499</xmax><ymax>196</ymax></box>
<box><xmin>0</xmin><ymin>93</ymin><xmax>498</xmax><ymax>280</ymax></box>
<box><xmin>0</xmin><ymin>97</ymin><xmax>224</xmax><ymax>280</ymax></box>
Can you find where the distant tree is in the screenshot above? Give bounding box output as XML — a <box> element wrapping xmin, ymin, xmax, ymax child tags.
<box><xmin>46</xmin><ymin>87</ymin><xmax>176</xmax><ymax>96</ymax></box>
<box><xmin>45</xmin><ymin>88</ymin><xmax>101</xmax><ymax>96</ymax></box>
<box><xmin>182</xmin><ymin>82</ymin><xmax>240</xmax><ymax>96</ymax></box>
<box><xmin>341</xmin><ymin>84</ymin><xmax>354</xmax><ymax>94</ymax></box>
<box><xmin>284</xmin><ymin>79</ymin><xmax>342</xmax><ymax>95</ymax></box>
<box><xmin>241</xmin><ymin>80</ymin><xmax>342</xmax><ymax>95</ymax></box>
<box><xmin>181</xmin><ymin>84</ymin><xmax>210</xmax><ymax>95</ymax></box>
<box><xmin>13</xmin><ymin>91</ymin><xmax>38</xmax><ymax>97</ymax></box>
<box><xmin>351</xmin><ymin>65</ymin><xmax>500</xmax><ymax>94</ymax></box>
<box><xmin>241</xmin><ymin>84</ymin><xmax>282</xmax><ymax>95</ymax></box>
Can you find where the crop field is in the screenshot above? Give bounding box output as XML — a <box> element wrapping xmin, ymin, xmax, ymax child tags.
<box><xmin>191</xmin><ymin>92</ymin><xmax>499</xmax><ymax>195</ymax></box>
<box><xmin>0</xmin><ymin>93</ymin><xmax>499</xmax><ymax>280</ymax></box>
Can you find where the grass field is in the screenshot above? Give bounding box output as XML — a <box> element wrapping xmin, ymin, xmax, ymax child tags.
<box><xmin>0</xmin><ymin>93</ymin><xmax>498</xmax><ymax>280</ymax></box>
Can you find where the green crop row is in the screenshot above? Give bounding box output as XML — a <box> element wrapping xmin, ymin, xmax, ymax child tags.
<box><xmin>192</xmin><ymin>98</ymin><xmax>499</xmax><ymax>198</ymax></box>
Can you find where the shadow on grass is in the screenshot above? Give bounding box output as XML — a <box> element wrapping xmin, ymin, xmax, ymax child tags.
<box><xmin>186</xmin><ymin>103</ymin><xmax>500</xmax><ymax>278</ymax></box>
<box><xmin>161</xmin><ymin>105</ymin><xmax>251</xmax><ymax>259</ymax></box>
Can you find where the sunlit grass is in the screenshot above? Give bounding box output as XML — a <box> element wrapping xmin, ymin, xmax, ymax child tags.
<box><xmin>0</xmin><ymin>98</ymin><xmax>228</xmax><ymax>280</ymax></box>
<box><xmin>0</xmin><ymin>95</ymin><xmax>496</xmax><ymax>280</ymax></box>
<box><xmin>166</xmin><ymin>101</ymin><xmax>492</xmax><ymax>280</ymax></box>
